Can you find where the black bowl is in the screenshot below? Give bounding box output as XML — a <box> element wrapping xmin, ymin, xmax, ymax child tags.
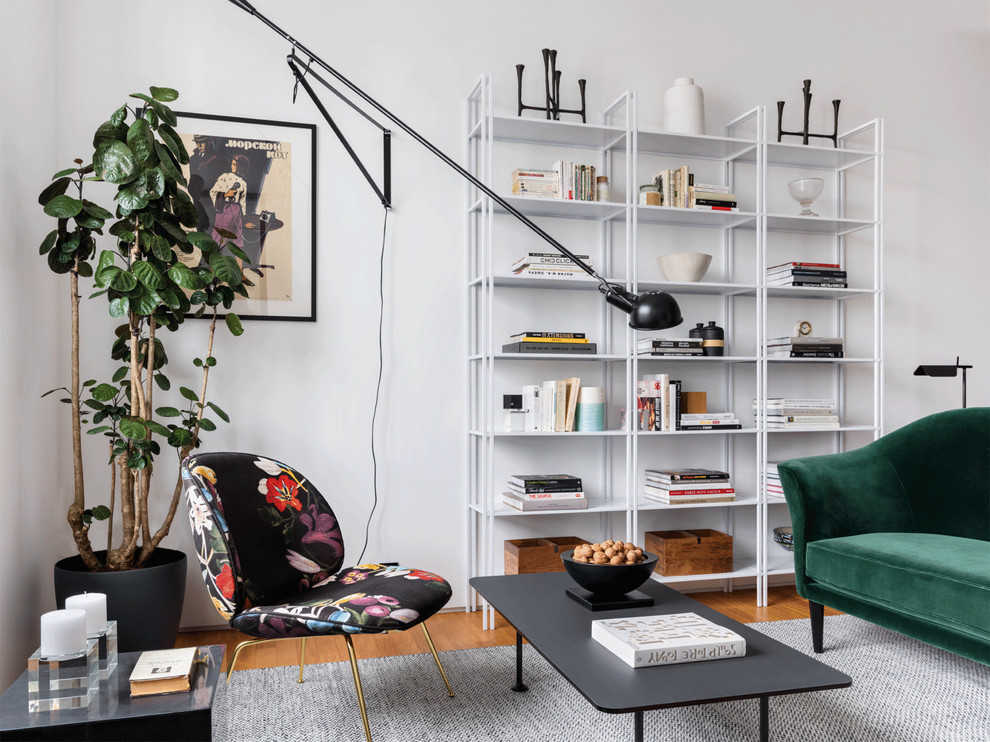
<box><xmin>561</xmin><ymin>549</ymin><xmax>658</xmax><ymax>598</ymax></box>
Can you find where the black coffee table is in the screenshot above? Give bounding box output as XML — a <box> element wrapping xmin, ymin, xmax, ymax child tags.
<box><xmin>471</xmin><ymin>573</ymin><xmax>850</xmax><ymax>741</ymax></box>
<box><xmin>0</xmin><ymin>645</ymin><xmax>224</xmax><ymax>741</ymax></box>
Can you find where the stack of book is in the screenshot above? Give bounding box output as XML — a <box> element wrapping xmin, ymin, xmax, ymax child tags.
<box><xmin>643</xmin><ymin>468</ymin><xmax>735</xmax><ymax>505</ymax></box>
<box><xmin>690</xmin><ymin>183</ymin><xmax>738</xmax><ymax>212</ymax></box>
<box><xmin>767</xmin><ymin>335</ymin><xmax>844</xmax><ymax>359</ymax></box>
<box><xmin>765</xmin><ymin>462</ymin><xmax>786</xmax><ymax>500</ymax></box>
<box><xmin>502</xmin><ymin>332</ymin><xmax>596</xmax><ymax>355</ymax></box>
<box><xmin>554</xmin><ymin>160</ymin><xmax>598</xmax><ymax>201</ymax></box>
<box><xmin>503</xmin><ymin>474</ymin><xmax>587</xmax><ymax>511</ymax></box>
<box><xmin>511</xmin><ymin>169</ymin><xmax>559</xmax><ymax>198</ymax></box>
<box><xmin>678</xmin><ymin>412</ymin><xmax>741</xmax><ymax>431</ymax></box>
<box><xmin>592</xmin><ymin>613</ymin><xmax>746</xmax><ymax>667</ymax></box>
<box><xmin>753</xmin><ymin>398</ymin><xmax>839</xmax><ymax>429</ymax></box>
<box><xmin>512</xmin><ymin>252</ymin><xmax>593</xmax><ymax>279</ymax></box>
<box><xmin>519</xmin><ymin>376</ymin><xmax>583</xmax><ymax>432</ymax></box>
<box><xmin>637</xmin><ymin>337</ymin><xmax>704</xmax><ymax>356</ymax></box>
<box><xmin>766</xmin><ymin>262</ymin><xmax>847</xmax><ymax>288</ymax></box>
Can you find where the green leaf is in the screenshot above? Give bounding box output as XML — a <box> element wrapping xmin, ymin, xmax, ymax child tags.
<box><xmin>110</xmin><ymin>270</ymin><xmax>137</xmax><ymax>292</ymax></box>
<box><xmin>108</xmin><ymin>296</ymin><xmax>129</xmax><ymax>318</ymax></box>
<box><xmin>149</xmin><ymin>234</ymin><xmax>173</xmax><ymax>262</ymax></box>
<box><xmin>95</xmin><ymin>265</ymin><xmax>120</xmax><ymax>288</ymax></box>
<box><xmin>209</xmin><ymin>254</ymin><xmax>243</xmax><ymax>287</ymax></box>
<box><xmin>225</xmin><ymin>312</ymin><xmax>244</xmax><ymax>337</ymax></box>
<box><xmin>188</xmin><ymin>290</ymin><xmax>207</xmax><ymax>305</ymax></box>
<box><xmin>93</xmin><ymin>120</ymin><xmax>127</xmax><ymax>147</ymax></box>
<box><xmin>110</xmin><ymin>105</ymin><xmax>128</xmax><ymax>126</ymax></box>
<box><xmin>86</xmin><ymin>425</ymin><xmax>111</xmax><ymax>435</ymax></box>
<box><xmin>131</xmin><ymin>288</ymin><xmax>161</xmax><ymax>316</ymax></box>
<box><xmin>186</xmin><ymin>232</ymin><xmax>219</xmax><ymax>253</ymax></box>
<box><xmin>93</xmin><ymin>140</ymin><xmax>138</xmax><ymax>184</ymax></box>
<box><xmin>167</xmin><ymin>262</ymin><xmax>200</xmax><ymax>289</ymax></box>
<box><xmin>146</xmin><ymin>420</ymin><xmax>171</xmax><ymax>436</ymax></box>
<box><xmin>98</xmin><ymin>249</ymin><xmax>116</xmax><ymax>272</ymax></box>
<box><xmin>116</xmin><ymin>185</ymin><xmax>149</xmax><ymax>212</ymax></box>
<box><xmin>153</xmin><ymin>373</ymin><xmax>171</xmax><ymax>391</ymax></box>
<box><xmin>119</xmin><ymin>417</ymin><xmax>148</xmax><ymax>440</ymax></box>
<box><xmin>44</xmin><ymin>195</ymin><xmax>83</xmax><ymax>218</ymax></box>
<box><xmin>39</xmin><ymin>177</ymin><xmax>71</xmax><ymax>206</ymax></box>
<box><xmin>193</xmin><ymin>357</ymin><xmax>203</xmax><ymax>367</ymax></box>
<box><xmin>155</xmin><ymin>406</ymin><xmax>181</xmax><ymax>418</ymax></box>
<box><xmin>47</xmin><ymin>247</ymin><xmax>73</xmax><ymax>274</ymax></box>
<box><xmin>75</xmin><ymin>215</ymin><xmax>104</xmax><ymax>229</ymax></box>
<box><xmin>76</xmin><ymin>262</ymin><xmax>94</xmax><ymax>278</ymax></box>
<box><xmin>126</xmin><ymin>118</ymin><xmax>156</xmax><ymax>164</ymax></box>
<box><xmin>83</xmin><ymin>200</ymin><xmax>114</xmax><ymax>220</ymax></box>
<box><xmin>112</xmin><ymin>366</ymin><xmax>129</xmax><ymax>383</ymax></box>
<box><xmin>207</xmin><ymin>402</ymin><xmax>229</xmax><ymax>422</ymax></box>
<box><xmin>39</xmin><ymin>230</ymin><xmax>59</xmax><ymax>255</ymax></box>
<box><xmin>91</xmin><ymin>505</ymin><xmax>112</xmax><ymax>520</ymax></box>
<box><xmin>132</xmin><ymin>260</ymin><xmax>164</xmax><ymax>289</ymax></box>
<box><xmin>52</xmin><ymin>167</ymin><xmax>78</xmax><ymax>179</ymax></box>
<box><xmin>91</xmin><ymin>383</ymin><xmax>116</xmax><ymax>401</ymax></box>
<box><xmin>156</xmin><ymin>123</ymin><xmax>187</xmax><ymax>162</ymax></box>
<box><xmin>135</xmin><ymin>167</ymin><xmax>165</xmax><ymax>200</ymax></box>
<box><xmin>214</xmin><ymin>227</ymin><xmax>237</xmax><ymax>241</ymax></box>
<box><xmin>205</xmin><ymin>356</ymin><xmax>217</xmax><ymax>367</ymax></box>
<box><xmin>154</xmin><ymin>141</ymin><xmax>186</xmax><ymax>186</ymax></box>
<box><xmin>226</xmin><ymin>244</ymin><xmax>250</xmax><ymax>262</ymax></box>
<box><xmin>167</xmin><ymin>428</ymin><xmax>193</xmax><ymax>447</ymax></box>
<box><xmin>198</xmin><ymin>418</ymin><xmax>217</xmax><ymax>432</ymax></box>
<box><xmin>150</xmin><ymin>86</ymin><xmax>179</xmax><ymax>102</ymax></box>
<box><xmin>179</xmin><ymin>386</ymin><xmax>199</xmax><ymax>402</ymax></box>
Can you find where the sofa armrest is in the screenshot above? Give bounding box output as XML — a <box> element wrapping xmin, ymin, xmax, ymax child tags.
<box><xmin>777</xmin><ymin>444</ymin><xmax>915</xmax><ymax>594</ymax></box>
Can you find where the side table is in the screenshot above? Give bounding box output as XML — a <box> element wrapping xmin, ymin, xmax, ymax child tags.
<box><xmin>1</xmin><ymin>645</ymin><xmax>224</xmax><ymax>741</ymax></box>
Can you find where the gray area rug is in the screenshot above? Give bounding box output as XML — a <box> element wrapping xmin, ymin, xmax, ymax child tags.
<box><xmin>213</xmin><ymin>615</ymin><xmax>989</xmax><ymax>741</ymax></box>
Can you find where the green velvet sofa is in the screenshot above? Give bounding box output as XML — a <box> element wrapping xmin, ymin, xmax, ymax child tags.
<box><xmin>778</xmin><ymin>407</ymin><xmax>990</xmax><ymax>665</ymax></box>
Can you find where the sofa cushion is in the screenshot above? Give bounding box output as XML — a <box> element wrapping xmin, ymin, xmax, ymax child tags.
<box><xmin>806</xmin><ymin>533</ymin><xmax>990</xmax><ymax>639</ymax></box>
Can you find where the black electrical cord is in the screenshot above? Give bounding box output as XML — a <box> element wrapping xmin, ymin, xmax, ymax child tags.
<box><xmin>356</xmin><ymin>205</ymin><xmax>389</xmax><ymax>566</ymax></box>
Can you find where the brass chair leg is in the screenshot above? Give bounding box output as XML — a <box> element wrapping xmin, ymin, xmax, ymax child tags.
<box><xmin>298</xmin><ymin>637</ymin><xmax>307</xmax><ymax>683</ymax></box>
<box><xmin>421</xmin><ymin>622</ymin><xmax>454</xmax><ymax>697</ymax></box>
<box><xmin>344</xmin><ymin>634</ymin><xmax>373</xmax><ymax>742</ymax></box>
<box><xmin>226</xmin><ymin>638</ymin><xmax>266</xmax><ymax>687</ymax></box>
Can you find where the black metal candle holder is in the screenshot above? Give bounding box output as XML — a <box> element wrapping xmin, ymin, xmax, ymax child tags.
<box><xmin>516</xmin><ymin>49</ymin><xmax>587</xmax><ymax>123</ymax></box>
<box><xmin>777</xmin><ymin>79</ymin><xmax>840</xmax><ymax>148</ymax></box>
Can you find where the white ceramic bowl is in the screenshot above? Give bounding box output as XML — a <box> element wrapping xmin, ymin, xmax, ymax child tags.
<box><xmin>656</xmin><ymin>252</ymin><xmax>712</xmax><ymax>282</ymax></box>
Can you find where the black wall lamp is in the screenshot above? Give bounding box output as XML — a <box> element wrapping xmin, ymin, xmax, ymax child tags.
<box><xmin>225</xmin><ymin>0</ymin><xmax>682</xmax><ymax>332</ymax></box>
<box><xmin>914</xmin><ymin>357</ymin><xmax>972</xmax><ymax>408</ymax></box>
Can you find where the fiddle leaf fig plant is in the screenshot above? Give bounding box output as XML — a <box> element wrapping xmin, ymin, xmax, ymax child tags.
<box><xmin>39</xmin><ymin>86</ymin><xmax>246</xmax><ymax>571</ymax></box>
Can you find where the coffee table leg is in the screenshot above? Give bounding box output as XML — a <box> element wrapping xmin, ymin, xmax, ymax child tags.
<box><xmin>511</xmin><ymin>631</ymin><xmax>528</xmax><ymax>692</ymax></box>
<box><xmin>759</xmin><ymin>696</ymin><xmax>769</xmax><ymax>741</ymax></box>
<box><xmin>634</xmin><ymin>710</ymin><xmax>644</xmax><ymax>742</ymax></box>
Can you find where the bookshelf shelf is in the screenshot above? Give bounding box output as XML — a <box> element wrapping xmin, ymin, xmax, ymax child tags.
<box><xmin>467</xmin><ymin>76</ymin><xmax>883</xmax><ymax>619</ymax></box>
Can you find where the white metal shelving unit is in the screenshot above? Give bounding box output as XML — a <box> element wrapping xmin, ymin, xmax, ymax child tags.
<box><xmin>466</xmin><ymin>76</ymin><xmax>883</xmax><ymax>622</ymax></box>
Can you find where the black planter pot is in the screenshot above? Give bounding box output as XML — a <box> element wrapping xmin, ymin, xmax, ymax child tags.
<box><xmin>54</xmin><ymin>547</ymin><xmax>187</xmax><ymax>653</ymax></box>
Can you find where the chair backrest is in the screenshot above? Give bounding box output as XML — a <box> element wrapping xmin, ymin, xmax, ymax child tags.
<box><xmin>182</xmin><ymin>452</ymin><xmax>345</xmax><ymax>619</ymax></box>
<box><xmin>876</xmin><ymin>407</ymin><xmax>990</xmax><ymax>540</ymax></box>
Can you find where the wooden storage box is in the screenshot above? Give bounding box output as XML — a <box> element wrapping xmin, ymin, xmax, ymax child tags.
<box><xmin>645</xmin><ymin>529</ymin><xmax>733</xmax><ymax>576</ymax></box>
<box><xmin>504</xmin><ymin>536</ymin><xmax>590</xmax><ymax>575</ymax></box>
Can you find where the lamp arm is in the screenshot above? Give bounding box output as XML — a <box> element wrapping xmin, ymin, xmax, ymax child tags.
<box><xmin>227</xmin><ymin>0</ymin><xmax>603</xmax><ymax>284</ymax></box>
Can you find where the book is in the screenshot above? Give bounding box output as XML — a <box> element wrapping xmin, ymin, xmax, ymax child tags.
<box><xmin>757</xmin><ymin>398</ymin><xmax>836</xmax><ymax>406</ymax></box>
<box><xmin>692</xmin><ymin>183</ymin><xmax>730</xmax><ymax>193</ymax></box>
<box><xmin>694</xmin><ymin>198</ymin><xmax>738</xmax><ymax>208</ymax></box>
<box><xmin>678</xmin><ymin>423</ymin><xmax>742</xmax><ymax>430</ymax></box>
<box><xmin>129</xmin><ymin>647</ymin><xmax>197</xmax><ymax>697</ymax></box>
<box><xmin>592</xmin><ymin>613</ymin><xmax>746</xmax><ymax>668</ymax></box>
<box><xmin>766</xmin><ymin>415</ymin><xmax>839</xmax><ymax>423</ymax></box>
<box><xmin>767</xmin><ymin>261</ymin><xmax>840</xmax><ymax>270</ymax></box>
<box><xmin>768</xmin><ymin>351</ymin><xmax>845</xmax><ymax>358</ymax></box>
<box><xmin>638</xmin><ymin>349</ymin><xmax>705</xmax><ymax>356</ymax></box>
<box><xmin>516</xmin><ymin>336</ymin><xmax>590</xmax><ymax>344</ymax></box>
<box><xmin>564</xmin><ymin>376</ymin><xmax>581</xmax><ymax>432</ymax></box>
<box><xmin>645</xmin><ymin>468</ymin><xmax>730</xmax><ymax>481</ymax></box>
<box><xmin>541</xmin><ymin>380</ymin><xmax>556</xmax><ymax>432</ymax></box>
<box><xmin>502</xmin><ymin>492</ymin><xmax>588</xmax><ymax>511</ymax></box>
<box><xmin>644</xmin><ymin>493</ymin><xmax>736</xmax><ymax>504</ymax></box>
<box><xmin>511</xmin><ymin>268</ymin><xmax>590</xmax><ymax>279</ymax></box>
<box><xmin>644</xmin><ymin>482</ymin><xmax>735</xmax><ymax>493</ymax></box>
<box><xmin>511</xmin><ymin>331</ymin><xmax>587</xmax><ymax>339</ymax></box>
<box><xmin>766</xmin><ymin>268</ymin><xmax>847</xmax><ymax>278</ymax></box>
<box><xmin>693</xmin><ymin>191</ymin><xmax>736</xmax><ymax>202</ymax></box>
<box><xmin>765</xmin><ymin>422</ymin><xmax>840</xmax><ymax>429</ymax></box>
<box><xmin>768</xmin><ymin>280</ymin><xmax>848</xmax><ymax>288</ymax></box>
<box><xmin>691</xmin><ymin>204</ymin><xmax>740</xmax><ymax>212</ymax></box>
<box><xmin>554</xmin><ymin>377</ymin><xmax>568</xmax><ymax>432</ymax></box>
<box><xmin>503</xmin><ymin>484</ymin><xmax>586</xmax><ymax>499</ymax></box>
<box><xmin>501</xmin><ymin>342</ymin><xmax>597</xmax><ymax>354</ymax></box>
<box><xmin>766</xmin><ymin>336</ymin><xmax>843</xmax><ymax>346</ymax></box>
<box><xmin>512</xmin><ymin>254</ymin><xmax>592</xmax><ymax>268</ymax></box>
<box><xmin>637</xmin><ymin>338</ymin><xmax>703</xmax><ymax>349</ymax></box>
<box><xmin>679</xmin><ymin>413</ymin><xmax>737</xmax><ymax>420</ymax></box>
<box><xmin>507</xmin><ymin>474</ymin><xmax>583</xmax><ymax>491</ymax></box>
<box><xmin>669</xmin><ymin>418</ymin><xmax>738</xmax><ymax>426</ymax></box>
<box><xmin>646</xmin><ymin>477</ymin><xmax>731</xmax><ymax>486</ymax></box>
<box><xmin>522</xmin><ymin>384</ymin><xmax>540</xmax><ymax>432</ymax></box>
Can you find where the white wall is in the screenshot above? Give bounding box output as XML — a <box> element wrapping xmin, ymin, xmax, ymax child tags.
<box><xmin>2</xmin><ymin>0</ymin><xmax>988</xmax><ymax>687</ymax></box>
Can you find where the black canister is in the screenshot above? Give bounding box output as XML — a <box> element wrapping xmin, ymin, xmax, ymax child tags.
<box><xmin>689</xmin><ymin>322</ymin><xmax>705</xmax><ymax>340</ymax></box>
<box><xmin>701</xmin><ymin>320</ymin><xmax>725</xmax><ymax>356</ymax></box>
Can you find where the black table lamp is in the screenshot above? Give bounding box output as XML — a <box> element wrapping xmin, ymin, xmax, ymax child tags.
<box><xmin>914</xmin><ymin>357</ymin><xmax>972</xmax><ymax>408</ymax></box>
<box><xmin>225</xmin><ymin>0</ymin><xmax>682</xmax><ymax>331</ymax></box>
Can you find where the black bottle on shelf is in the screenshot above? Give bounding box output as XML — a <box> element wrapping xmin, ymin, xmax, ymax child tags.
<box><xmin>701</xmin><ymin>321</ymin><xmax>725</xmax><ymax>356</ymax></box>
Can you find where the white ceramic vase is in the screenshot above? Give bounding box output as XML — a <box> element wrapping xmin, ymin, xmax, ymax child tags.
<box><xmin>664</xmin><ymin>77</ymin><xmax>705</xmax><ymax>135</ymax></box>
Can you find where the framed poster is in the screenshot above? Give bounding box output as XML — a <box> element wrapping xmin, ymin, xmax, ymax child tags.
<box><xmin>174</xmin><ymin>112</ymin><xmax>317</xmax><ymax>321</ymax></box>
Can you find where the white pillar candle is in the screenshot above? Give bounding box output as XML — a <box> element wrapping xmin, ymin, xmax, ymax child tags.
<box><xmin>65</xmin><ymin>593</ymin><xmax>108</xmax><ymax>635</ymax></box>
<box><xmin>40</xmin><ymin>608</ymin><xmax>87</xmax><ymax>657</ymax></box>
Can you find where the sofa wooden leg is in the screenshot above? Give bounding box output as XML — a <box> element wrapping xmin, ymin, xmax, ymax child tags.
<box><xmin>810</xmin><ymin>601</ymin><xmax>824</xmax><ymax>653</ymax></box>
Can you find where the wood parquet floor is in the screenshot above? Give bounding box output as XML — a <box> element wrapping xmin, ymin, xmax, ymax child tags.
<box><xmin>175</xmin><ymin>585</ymin><xmax>840</xmax><ymax>673</ymax></box>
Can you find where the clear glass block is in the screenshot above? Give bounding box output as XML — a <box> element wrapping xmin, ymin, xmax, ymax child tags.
<box><xmin>92</xmin><ymin>620</ymin><xmax>118</xmax><ymax>681</ymax></box>
<box><xmin>27</xmin><ymin>639</ymin><xmax>99</xmax><ymax>712</ymax></box>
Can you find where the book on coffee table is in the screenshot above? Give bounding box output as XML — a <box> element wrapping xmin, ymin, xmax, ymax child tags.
<box><xmin>128</xmin><ymin>647</ymin><xmax>197</xmax><ymax>697</ymax></box>
<box><xmin>592</xmin><ymin>612</ymin><xmax>746</xmax><ymax>668</ymax></box>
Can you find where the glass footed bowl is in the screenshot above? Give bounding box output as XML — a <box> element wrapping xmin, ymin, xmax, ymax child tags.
<box><xmin>787</xmin><ymin>178</ymin><xmax>824</xmax><ymax>217</ymax></box>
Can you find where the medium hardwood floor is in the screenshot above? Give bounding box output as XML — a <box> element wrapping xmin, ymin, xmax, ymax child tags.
<box><xmin>175</xmin><ymin>585</ymin><xmax>839</xmax><ymax>673</ymax></box>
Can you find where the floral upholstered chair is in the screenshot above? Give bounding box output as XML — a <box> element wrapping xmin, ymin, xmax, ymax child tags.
<box><xmin>182</xmin><ymin>452</ymin><xmax>454</xmax><ymax>741</ymax></box>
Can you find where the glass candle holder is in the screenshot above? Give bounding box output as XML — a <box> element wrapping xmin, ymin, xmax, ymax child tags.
<box><xmin>92</xmin><ymin>620</ymin><xmax>118</xmax><ymax>680</ymax></box>
<box><xmin>28</xmin><ymin>640</ymin><xmax>99</xmax><ymax>712</ymax></box>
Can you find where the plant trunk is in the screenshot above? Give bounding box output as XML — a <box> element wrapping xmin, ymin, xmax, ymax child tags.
<box><xmin>66</xmin><ymin>260</ymin><xmax>99</xmax><ymax>569</ymax></box>
<box><xmin>137</xmin><ymin>310</ymin><xmax>218</xmax><ymax>568</ymax></box>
